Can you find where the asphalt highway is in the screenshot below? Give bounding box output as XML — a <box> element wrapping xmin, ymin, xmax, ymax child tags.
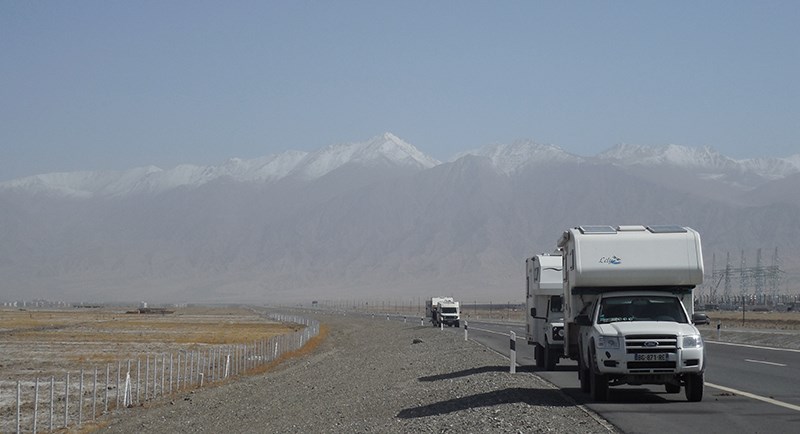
<box><xmin>460</xmin><ymin>320</ymin><xmax>800</xmax><ymax>434</ymax></box>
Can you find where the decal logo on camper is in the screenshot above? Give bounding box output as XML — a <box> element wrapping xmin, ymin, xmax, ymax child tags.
<box><xmin>599</xmin><ymin>256</ymin><xmax>622</xmax><ymax>265</ymax></box>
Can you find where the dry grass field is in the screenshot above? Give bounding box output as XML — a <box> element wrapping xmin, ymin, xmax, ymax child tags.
<box><xmin>0</xmin><ymin>305</ymin><xmax>298</xmax><ymax>377</ymax></box>
<box><xmin>0</xmin><ymin>305</ymin><xmax>323</xmax><ymax>432</ymax></box>
<box><xmin>699</xmin><ymin>309</ymin><xmax>800</xmax><ymax>330</ymax></box>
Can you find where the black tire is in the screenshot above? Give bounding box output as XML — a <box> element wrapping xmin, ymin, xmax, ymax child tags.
<box><xmin>578</xmin><ymin>353</ymin><xmax>590</xmax><ymax>392</ymax></box>
<box><xmin>685</xmin><ymin>373</ymin><xmax>704</xmax><ymax>402</ymax></box>
<box><xmin>665</xmin><ymin>383</ymin><xmax>681</xmax><ymax>394</ymax></box>
<box><xmin>589</xmin><ymin>347</ymin><xmax>609</xmax><ymax>401</ymax></box>
<box><xmin>544</xmin><ymin>345</ymin><xmax>557</xmax><ymax>371</ymax></box>
<box><xmin>534</xmin><ymin>344</ymin><xmax>545</xmax><ymax>368</ymax></box>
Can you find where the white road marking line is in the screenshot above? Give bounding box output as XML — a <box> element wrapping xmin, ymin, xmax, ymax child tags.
<box><xmin>706</xmin><ymin>340</ymin><xmax>800</xmax><ymax>353</ymax></box>
<box><xmin>706</xmin><ymin>382</ymin><xmax>800</xmax><ymax>412</ymax></box>
<box><xmin>744</xmin><ymin>359</ymin><xmax>787</xmax><ymax>367</ymax></box>
<box><xmin>469</xmin><ymin>326</ymin><xmax>523</xmax><ymax>339</ymax></box>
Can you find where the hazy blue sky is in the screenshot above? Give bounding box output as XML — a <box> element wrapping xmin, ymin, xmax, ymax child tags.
<box><xmin>2</xmin><ymin>1</ymin><xmax>798</xmax><ymax>181</ymax></box>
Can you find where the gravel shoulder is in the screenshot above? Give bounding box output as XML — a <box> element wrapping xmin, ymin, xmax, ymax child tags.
<box><xmin>98</xmin><ymin>312</ymin><xmax>615</xmax><ymax>433</ymax></box>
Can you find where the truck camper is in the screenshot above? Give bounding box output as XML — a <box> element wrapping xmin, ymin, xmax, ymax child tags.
<box><xmin>558</xmin><ymin>225</ymin><xmax>705</xmax><ymax>402</ymax></box>
<box><xmin>526</xmin><ymin>253</ymin><xmax>565</xmax><ymax>370</ymax></box>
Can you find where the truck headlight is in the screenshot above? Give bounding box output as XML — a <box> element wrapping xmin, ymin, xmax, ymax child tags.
<box><xmin>596</xmin><ymin>336</ymin><xmax>620</xmax><ymax>349</ymax></box>
<box><xmin>681</xmin><ymin>334</ymin><xmax>703</xmax><ymax>349</ymax></box>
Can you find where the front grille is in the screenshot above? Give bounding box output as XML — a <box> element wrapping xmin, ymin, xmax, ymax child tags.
<box><xmin>625</xmin><ymin>334</ymin><xmax>678</xmax><ymax>373</ymax></box>
<box><xmin>625</xmin><ymin>334</ymin><xmax>677</xmax><ymax>354</ymax></box>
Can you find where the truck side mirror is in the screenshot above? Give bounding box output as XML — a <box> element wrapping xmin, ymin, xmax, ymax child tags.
<box><xmin>530</xmin><ymin>307</ymin><xmax>536</xmax><ymax>317</ymax></box>
<box><xmin>575</xmin><ymin>314</ymin><xmax>591</xmax><ymax>326</ymax></box>
<box><xmin>692</xmin><ymin>312</ymin><xmax>710</xmax><ymax>325</ymax></box>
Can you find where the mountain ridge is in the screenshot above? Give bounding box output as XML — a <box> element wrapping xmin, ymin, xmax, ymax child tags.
<box><xmin>2</xmin><ymin>134</ymin><xmax>798</xmax><ymax>198</ymax></box>
<box><xmin>2</xmin><ymin>134</ymin><xmax>799</xmax><ymax>303</ymax></box>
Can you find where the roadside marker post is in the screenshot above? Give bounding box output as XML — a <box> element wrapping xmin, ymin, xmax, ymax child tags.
<box><xmin>510</xmin><ymin>331</ymin><xmax>517</xmax><ymax>373</ymax></box>
<box><xmin>420</xmin><ymin>317</ymin><xmax>424</xmax><ymax>326</ymax></box>
<box><xmin>440</xmin><ymin>321</ymin><xmax>443</xmax><ymax>331</ymax></box>
<box><xmin>717</xmin><ymin>320</ymin><xmax>722</xmax><ymax>340</ymax></box>
<box><xmin>464</xmin><ymin>321</ymin><xmax>468</xmax><ymax>341</ymax></box>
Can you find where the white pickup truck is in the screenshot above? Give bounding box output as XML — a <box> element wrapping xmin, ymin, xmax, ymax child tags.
<box><xmin>559</xmin><ymin>225</ymin><xmax>706</xmax><ymax>402</ymax></box>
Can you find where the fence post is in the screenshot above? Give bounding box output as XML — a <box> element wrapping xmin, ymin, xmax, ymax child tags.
<box><xmin>116</xmin><ymin>361</ymin><xmax>121</xmax><ymax>408</ymax></box>
<box><xmin>49</xmin><ymin>376</ymin><xmax>54</xmax><ymax>432</ymax></box>
<box><xmin>93</xmin><ymin>367</ymin><xmax>97</xmax><ymax>420</ymax></box>
<box><xmin>153</xmin><ymin>355</ymin><xmax>158</xmax><ymax>398</ymax></box>
<box><xmin>509</xmin><ymin>331</ymin><xmax>517</xmax><ymax>374</ymax></box>
<box><xmin>34</xmin><ymin>377</ymin><xmax>39</xmax><ymax>434</ymax></box>
<box><xmin>144</xmin><ymin>355</ymin><xmax>149</xmax><ymax>400</ymax></box>
<box><xmin>124</xmin><ymin>370</ymin><xmax>132</xmax><ymax>407</ymax></box>
<box><xmin>16</xmin><ymin>381</ymin><xmax>21</xmax><ymax>434</ymax></box>
<box><xmin>161</xmin><ymin>354</ymin><xmax>166</xmax><ymax>395</ymax></box>
<box><xmin>104</xmin><ymin>364</ymin><xmax>109</xmax><ymax>412</ymax></box>
<box><xmin>64</xmin><ymin>372</ymin><xmax>69</xmax><ymax>429</ymax></box>
<box><xmin>79</xmin><ymin>368</ymin><xmax>84</xmax><ymax>426</ymax></box>
<box><xmin>137</xmin><ymin>358</ymin><xmax>141</xmax><ymax>403</ymax></box>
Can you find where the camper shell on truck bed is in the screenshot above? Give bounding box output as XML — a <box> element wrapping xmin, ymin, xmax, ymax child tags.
<box><xmin>558</xmin><ymin>225</ymin><xmax>705</xmax><ymax>402</ymax></box>
<box><xmin>526</xmin><ymin>253</ymin><xmax>565</xmax><ymax>370</ymax></box>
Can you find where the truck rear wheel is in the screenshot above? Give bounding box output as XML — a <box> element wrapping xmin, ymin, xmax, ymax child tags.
<box><xmin>534</xmin><ymin>345</ymin><xmax>545</xmax><ymax>369</ymax></box>
<box><xmin>685</xmin><ymin>373</ymin><xmax>704</xmax><ymax>402</ymax></box>
<box><xmin>544</xmin><ymin>345</ymin><xmax>557</xmax><ymax>371</ymax></box>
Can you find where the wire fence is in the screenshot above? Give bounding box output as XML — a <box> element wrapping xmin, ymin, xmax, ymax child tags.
<box><xmin>1</xmin><ymin>313</ymin><xmax>319</xmax><ymax>434</ymax></box>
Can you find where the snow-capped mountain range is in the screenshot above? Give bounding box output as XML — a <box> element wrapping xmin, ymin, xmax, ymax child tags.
<box><xmin>2</xmin><ymin>132</ymin><xmax>799</xmax><ymax>304</ymax></box>
<box><xmin>2</xmin><ymin>133</ymin><xmax>797</xmax><ymax>198</ymax></box>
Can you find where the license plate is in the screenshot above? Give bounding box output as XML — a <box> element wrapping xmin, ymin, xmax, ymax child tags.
<box><xmin>634</xmin><ymin>353</ymin><xmax>667</xmax><ymax>361</ymax></box>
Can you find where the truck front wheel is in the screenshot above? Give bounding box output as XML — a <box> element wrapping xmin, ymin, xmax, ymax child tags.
<box><xmin>685</xmin><ymin>373</ymin><xmax>704</xmax><ymax>402</ymax></box>
<box><xmin>577</xmin><ymin>353</ymin><xmax>590</xmax><ymax>392</ymax></box>
<box><xmin>589</xmin><ymin>346</ymin><xmax>609</xmax><ymax>401</ymax></box>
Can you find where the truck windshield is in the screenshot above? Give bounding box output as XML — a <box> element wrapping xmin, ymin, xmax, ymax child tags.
<box><xmin>441</xmin><ymin>307</ymin><xmax>458</xmax><ymax>314</ymax></box>
<box><xmin>597</xmin><ymin>296</ymin><xmax>687</xmax><ymax>324</ymax></box>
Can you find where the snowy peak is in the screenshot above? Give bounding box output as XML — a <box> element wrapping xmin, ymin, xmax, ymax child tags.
<box><xmin>455</xmin><ymin>140</ymin><xmax>581</xmax><ymax>174</ymax></box>
<box><xmin>597</xmin><ymin>143</ymin><xmax>800</xmax><ymax>180</ymax></box>
<box><xmin>0</xmin><ymin>134</ymin><xmax>437</xmax><ymax>197</ymax></box>
<box><xmin>597</xmin><ymin>144</ymin><xmax>738</xmax><ymax>170</ymax></box>
<box><xmin>289</xmin><ymin>132</ymin><xmax>439</xmax><ymax>179</ymax></box>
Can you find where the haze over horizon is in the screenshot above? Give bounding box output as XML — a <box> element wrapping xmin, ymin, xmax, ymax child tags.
<box><xmin>2</xmin><ymin>1</ymin><xmax>799</xmax><ymax>182</ymax></box>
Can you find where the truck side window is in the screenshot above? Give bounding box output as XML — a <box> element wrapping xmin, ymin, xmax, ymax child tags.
<box><xmin>550</xmin><ymin>296</ymin><xmax>563</xmax><ymax>312</ymax></box>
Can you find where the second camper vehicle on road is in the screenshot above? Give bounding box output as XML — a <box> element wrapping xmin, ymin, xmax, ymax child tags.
<box><xmin>426</xmin><ymin>297</ymin><xmax>461</xmax><ymax>327</ymax></box>
<box><xmin>526</xmin><ymin>253</ymin><xmax>565</xmax><ymax>370</ymax></box>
